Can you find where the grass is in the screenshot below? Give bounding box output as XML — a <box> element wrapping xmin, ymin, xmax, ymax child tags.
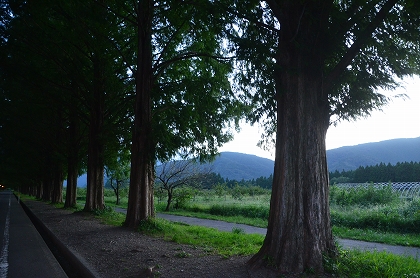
<box><xmin>326</xmin><ymin>248</ymin><xmax>420</xmax><ymax>277</ymax></box>
<box><xmin>137</xmin><ymin>217</ymin><xmax>264</xmax><ymax>257</ymax></box>
<box><xmin>333</xmin><ymin>226</ymin><xmax>420</xmax><ymax>247</ymax></box>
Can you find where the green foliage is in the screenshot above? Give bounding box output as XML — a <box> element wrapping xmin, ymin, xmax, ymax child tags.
<box><xmin>330</xmin><ymin>161</ymin><xmax>420</xmax><ymax>183</ymax></box>
<box><xmin>173</xmin><ymin>186</ymin><xmax>196</xmax><ymax>209</ymax></box>
<box><xmin>230</xmin><ymin>183</ymin><xmax>243</xmax><ymax>200</ymax></box>
<box><xmin>208</xmin><ymin>204</ymin><xmax>269</xmax><ymax>220</ymax></box>
<box><xmin>213</xmin><ymin>183</ymin><xmax>227</xmax><ymax>198</ymax></box>
<box><xmin>330</xmin><ymin>184</ymin><xmax>398</xmax><ymax>206</ymax></box>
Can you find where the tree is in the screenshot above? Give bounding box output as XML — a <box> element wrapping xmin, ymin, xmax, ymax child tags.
<box><xmin>155</xmin><ymin>159</ymin><xmax>208</xmax><ymax>211</ymax></box>
<box><xmin>224</xmin><ymin>0</ymin><xmax>420</xmax><ymax>274</ymax></box>
<box><xmin>105</xmin><ymin>150</ymin><xmax>131</xmax><ymax>206</ymax></box>
<box><xmin>123</xmin><ymin>0</ymin><xmax>244</xmax><ymax>227</ymax></box>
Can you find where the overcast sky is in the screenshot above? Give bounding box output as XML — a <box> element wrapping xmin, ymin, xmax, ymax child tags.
<box><xmin>220</xmin><ymin>76</ymin><xmax>420</xmax><ymax>160</ymax></box>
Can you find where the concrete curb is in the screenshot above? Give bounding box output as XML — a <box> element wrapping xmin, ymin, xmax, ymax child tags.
<box><xmin>17</xmin><ymin>195</ymin><xmax>100</xmax><ymax>278</ymax></box>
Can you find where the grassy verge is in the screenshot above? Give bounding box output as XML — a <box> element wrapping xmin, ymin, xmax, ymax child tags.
<box><xmin>333</xmin><ymin>226</ymin><xmax>420</xmax><ymax>247</ymax></box>
<box><xmin>326</xmin><ymin>248</ymin><xmax>420</xmax><ymax>277</ymax></box>
<box><xmin>137</xmin><ymin>217</ymin><xmax>264</xmax><ymax>257</ymax></box>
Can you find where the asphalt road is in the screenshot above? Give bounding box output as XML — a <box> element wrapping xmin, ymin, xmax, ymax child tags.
<box><xmin>0</xmin><ymin>190</ymin><xmax>67</xmax><ymax>278</ymax></box>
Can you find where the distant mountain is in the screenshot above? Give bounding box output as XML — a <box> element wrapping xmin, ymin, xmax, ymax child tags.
<box><xmin>207</xmin><ymin>152</ymin><xmax>274</xmax><ymax>181</ymax></box>
<box><xmin>70</xmin><ymin>137</ymin><xmax>420</xmax><ymax>186</ymax></box>
<box><xmin>326</xmin><ymin>137</ymin><xmax>420</xmax><ymax>172</ymax></box>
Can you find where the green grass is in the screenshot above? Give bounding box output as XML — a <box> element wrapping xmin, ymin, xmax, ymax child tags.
<box><xmin>137</xmin><ymin>218</ymin><xmax>264</xmax><ymax>257</ymax></box>
<box><xmin>329</xmin><ymin>248</ymin><xmax>420</xmax><ymax>278</ymax></box>
<box><xmin>333</xmin><ymin>226</ymin><xmax>420</xmax><ymax>247</ymax></box>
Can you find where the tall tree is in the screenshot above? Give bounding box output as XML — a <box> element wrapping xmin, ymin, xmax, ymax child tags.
<box><xmin>123</xmin><ymin>0</ymin><xmax>244</xmax><ymax>227</ymax></box>
<box><xmin>224</xmin><ymin>0</ymin><xmax>420</xmax><ymax>274</ymax></box>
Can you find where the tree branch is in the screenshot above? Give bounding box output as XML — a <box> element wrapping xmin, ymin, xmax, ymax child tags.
<box><xmin>325</xmin><ymin>0</ymin><xmax>399</xmax><ymax>91</ymax></box>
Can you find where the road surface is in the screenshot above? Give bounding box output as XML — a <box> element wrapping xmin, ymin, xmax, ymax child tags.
<box><xmin>0</xmin><ymin>190</ymin><xmax>67</xmax><ymax>278</ymax></box>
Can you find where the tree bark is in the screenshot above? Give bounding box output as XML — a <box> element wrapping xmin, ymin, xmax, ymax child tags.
<box><xmin>248</xmin><ymin>5</ymin><xmax>336</xmax><ymax>272</ymax></box>
<box><xmin>165</xmin><ymin>189</ymin><xmax>173</xmax><ymax>211</ymax></box>
<box><xmin>125</xmin><ymin>0</ymin><xmax>155</xmax><ymax>228</ymax></box>
<box><xmin>248</xmin><ymin>59</ymin><xmax>335</xmax><ymax>274</ymax></box>
<box><xmin>84</xmin><ymin>56</ymin><xmax>105</xmax><ymax>211</ymax></box>
<box><xmin>65</xmin><ymin>95</ymin><xmax>79</xmax><ymax>208</ymax></box>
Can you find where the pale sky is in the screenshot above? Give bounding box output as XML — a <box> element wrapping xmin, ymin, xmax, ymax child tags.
<box><xmin>220</xmin><ymin>76</ymin><xmax>420</xmax><ymax>160</ymax></box>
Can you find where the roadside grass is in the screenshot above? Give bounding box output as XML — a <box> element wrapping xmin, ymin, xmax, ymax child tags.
<box><xmin>326</xmin><ymin>248</ymin><xmax>420</xmax><ymax>277</ymax></box>
<box><xmin>137</xmin><ymin>217</ymin><xmax>264</xmax><ymax>257</ymax></box>
<box><xmin>333</xmin><ymin>226</ymin><xmax>420</xmax><ymax>247</ymax></box>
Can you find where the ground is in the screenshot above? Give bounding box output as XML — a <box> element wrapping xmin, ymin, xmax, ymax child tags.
<box><xmin>24</xmin><ymin>200</ymin><xmax>282</xmax><ymax>278</ymax></box>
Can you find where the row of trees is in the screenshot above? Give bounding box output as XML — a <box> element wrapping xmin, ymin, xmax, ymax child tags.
<box><xmin>330</xmin><ymin>161</ymin><xmax>420</xmax><ymax>184</ymax></box>
<box><xmin>2</xmin><ymin>0</ymin><xmax>420</xmax><ymax>275</ymax></box>
<box><xmin>0</xmin><ymin>1</ymin><xmax>243</xmax><ymax>222</ymax></box>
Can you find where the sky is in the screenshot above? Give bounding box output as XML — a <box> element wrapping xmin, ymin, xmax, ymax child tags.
<box><xmin>220</xmin><ymin>76</ymin><xmax>420</xmax><ymax>160</ymax></box>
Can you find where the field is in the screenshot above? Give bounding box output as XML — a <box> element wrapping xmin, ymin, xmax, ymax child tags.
<box><xmin>73</xmin><ymin>185</ymin><xmax>420</xmax><ymax>277</ymax></box>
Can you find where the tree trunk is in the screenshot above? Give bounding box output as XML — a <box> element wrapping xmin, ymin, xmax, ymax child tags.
<box><xmin>51</xmin><ymin>168</ymin><xmax>63</xmax><ymax>204</ymax></box>
<box><xmin>84</xmin><ymin>56</ymin><xmax>105</xmax><ymax>211</ymax></box>
<box><xmin>165</xmin><ymin>189</ymin><xmax>173</xmax><ymax>211</ymax></box>
<box><xmin>42</xmin><ymin>152</ymin><xmax>52</xmax><ymax>201</ymax></box>
<box><xmin>36</xmin><ymin>182</ymin><xmax>43</xmax><ymax>199</ymax></box>
<box><xmin>65</xmin><ymin>91</ymin><xmax>79</xmax><ymax>208</ymax></box>
<box><xmin>115</xmin><ymin>180</ymin><xmax>120</xmax><ymax>205</ymax></box>
<box><xmin>248</xmin><ymin>40</ymin><xmax>336</xmax><ymax>274</ymax></box>
<box><xmin>125</xmin><ymin>0</ymin><xmax>155</xmax><ymax>228</ymax></box>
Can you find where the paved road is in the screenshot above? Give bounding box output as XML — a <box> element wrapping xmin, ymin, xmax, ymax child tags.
<box><xmin>152</xmin><ymin>213</ymin><xmax>420</xmax><ymax>261</ymax></box>
<box><xmin>0</xmin><ymin>191</ymin><xmax>67</xmax><ymax>278</ymax></box>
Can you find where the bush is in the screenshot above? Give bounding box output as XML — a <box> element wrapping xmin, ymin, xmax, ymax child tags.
<box><xmin>330</xmin><ymin>184</ymin><xmax>398</xmax><ymax>206</ymax></box>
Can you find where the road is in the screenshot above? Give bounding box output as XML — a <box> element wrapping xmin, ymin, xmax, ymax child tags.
<box><xmin>0</xmin><ymin>190</ymin><xmax>67</xmax><ymax>278</ymax></box>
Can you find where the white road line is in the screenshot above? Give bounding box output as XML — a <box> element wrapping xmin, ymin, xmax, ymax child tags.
<box><xmin>0</xmin><ymin>195</ymin><xmax>11</xmax><ymax>278</ymax></box>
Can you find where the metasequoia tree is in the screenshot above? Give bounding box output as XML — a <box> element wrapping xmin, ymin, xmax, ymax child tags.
<box><xmin>223</xmin><ymin>0</ymin><xmax>420</xmax><ymax>274</ymax></box>
<box><xmin>121</xmin><ymin>0</ymin><xmax>243</xmax><ymax>227</ymax></box>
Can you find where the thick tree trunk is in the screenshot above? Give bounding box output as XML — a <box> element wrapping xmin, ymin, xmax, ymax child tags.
<box><xmin>248</xmin><ymin>42</ymin><xmax>336</xmax><ymax>273</ymax></box>
<box><xmin>84</xmin><ymin>56</ymin><xmax>105</xmax><ymax>211</ymax></box>
<box><xmin>125</xmin><ymin>0</ymin><xmax>155</xmax><ymax>228</ymax></box>
<box><xmin>51</xmin><ymin>169</ymin><xmax>63</xmax><ymax>204</ymax></box>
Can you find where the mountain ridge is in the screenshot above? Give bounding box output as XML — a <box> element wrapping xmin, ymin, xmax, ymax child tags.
<box><xmin>72</xmin><ymin>137</ymin><xmax>420</xmax><ymax>186</ymax></box>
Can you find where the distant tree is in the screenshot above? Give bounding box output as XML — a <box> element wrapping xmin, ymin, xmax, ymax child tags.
<box><xmin>105</xmin><ymin>151</ymin><xmax>130</xmax><ymax>206</ymax></box>
<box><xmin>155</xmin><ymin>159</ymin><xmax>209</xmax><ymax>211</ymax></box>
<box><xmin>213</xmin><ymin>182</ymin><xmax>228</xmax><ymax>199</ymax></box>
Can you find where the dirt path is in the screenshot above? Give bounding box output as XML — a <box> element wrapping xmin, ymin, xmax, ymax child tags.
<box><xmin>155</xmin><ymin>213</ymin><xmax>420</xmax><ymax>261</ymax></box>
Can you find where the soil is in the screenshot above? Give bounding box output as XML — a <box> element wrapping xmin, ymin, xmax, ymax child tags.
<box><xmin>24</xmin><ymin>200</ymin><xmax>280</xmax><ymax>278</ymax></box>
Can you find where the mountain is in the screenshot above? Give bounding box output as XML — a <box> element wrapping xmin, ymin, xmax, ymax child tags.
<box><xmin>70</xmin><ymin>137</ymin><xmax>420</xmax><ymax>186</ymax></box>
<box><xmin>207</xmin><ymin>152</ymin><xmax>274</xmax><ymax>180</ymax></box>
<box><xmin>327</xmin><ymin>137</ymin><xmax>420</xmax><ymax>172</ymax></box>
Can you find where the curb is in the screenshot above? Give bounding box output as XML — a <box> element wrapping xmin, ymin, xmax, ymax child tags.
<box><xmin>17</xmin><ymin>195</ymin><xmax>100</xmax><ymax>278</ymax></box>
